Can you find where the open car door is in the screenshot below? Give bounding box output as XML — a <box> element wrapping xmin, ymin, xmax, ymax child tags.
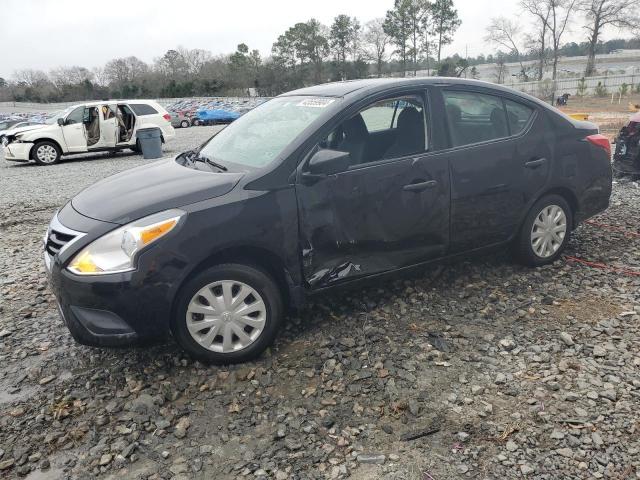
<box><xmin>85</xmin><ymin>105</ymin><xmax>118</xmax><ymax>150</ymax></box>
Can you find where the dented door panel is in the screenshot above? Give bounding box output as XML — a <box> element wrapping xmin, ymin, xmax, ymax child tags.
<box><xmin>297</xmin><ymin>154</ymin><xmax>450</xmax><ymax>289</ymax></box>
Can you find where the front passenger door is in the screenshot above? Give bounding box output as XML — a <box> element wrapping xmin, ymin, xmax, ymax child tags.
<box><xmin>296</xmin><ymin>92</ymin><xmax>451</xmax><ymax>289</ymax></box>
<box><xmin>60</xmin><ymin>106</ymin><xmax>88</xmax><ymax>152</ymax></box>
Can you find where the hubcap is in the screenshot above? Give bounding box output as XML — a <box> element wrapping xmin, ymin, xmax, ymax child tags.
<box><xmin>530</xmin><ymin>204</ymin><xmax>567</xmax><ymax>258</ymax></box>
<box><xmin>185</xmin><ymin>280</ymin><xmax>267</xmax><ymax>353</ymax></box>
<box><xmin>37</xmin><ymin>145</ymin><xmax>57</xmax><ymax>163</ymax></box>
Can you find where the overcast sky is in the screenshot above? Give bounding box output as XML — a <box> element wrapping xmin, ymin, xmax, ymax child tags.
<box><xmin>0</xmin><ymin>0</ymin><xmax>630</xmax><ymax>79</ymax></box>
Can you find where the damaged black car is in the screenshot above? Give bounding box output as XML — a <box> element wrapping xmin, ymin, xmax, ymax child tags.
<box><xmin>45</xmin><ymin>78</ymin><xmax>612</xmax><ymax>364</ymax></box>
<box><xmin>613</xmin><ymin>111</ymin><xmax>640</xmax><ymax>176</ymax></box>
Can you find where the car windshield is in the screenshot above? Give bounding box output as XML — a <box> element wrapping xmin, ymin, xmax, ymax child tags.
<box><xmin>45</xmin><ymin>108</ymin><xmax>73</xmax><ymax>125</ymax></box>
<box><xmin>0</xmin><ymin>121</ymin><xmax>12</xmax><ymax>130</ymax></box>
<box><xmin>197</xmin><ymin>96</ymin><xmax>336</xmax><ymax>169</ymax></box>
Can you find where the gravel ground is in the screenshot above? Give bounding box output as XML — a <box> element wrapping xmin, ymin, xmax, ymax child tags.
<box><xmin>0</xmin><ymin>129</ymin><xmax>639</xmax><ymax>480</ymax></box>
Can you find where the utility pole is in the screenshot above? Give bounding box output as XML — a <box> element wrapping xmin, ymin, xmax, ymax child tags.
<box><xmin>465</xmin><ymin>44</ymin><xmax>468</xmax><ymax>78</ymax></box>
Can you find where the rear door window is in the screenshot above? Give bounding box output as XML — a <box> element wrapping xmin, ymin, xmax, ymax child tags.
<box><xmin>504</xmin><ymin>99</ymin><xmax>534</xmax><ymax>135</ymax></box>
<box><xmin>443</xmin><ymin>90</ymin><xmax>509</xmax><ymax>147</ymax></box>
<box><xmin>129</xmin><ymin>103</ymin><xmax>158</xmax><ymax>116</ymax></box>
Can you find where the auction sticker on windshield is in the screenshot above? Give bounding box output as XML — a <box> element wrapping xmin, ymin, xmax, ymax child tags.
<box><xmin>297</xmin><ymin>98</ymin><xmax>335</xmax><ymax>108</ymax></box>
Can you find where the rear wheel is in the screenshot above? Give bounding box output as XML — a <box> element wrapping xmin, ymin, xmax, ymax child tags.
<box><xmin>32</xmin><ymin>141</ymin><xmax>61</xmax><ymax>165</ymax></box>
<box><xmin>180</xmin><ymin>120</ymin><xmax>190</xmax><ymax>128</ymax></box>
<box><xmin>514</xmin><ymin>194</ymin><xmax>572</xmax><ymax>266</ymax></box>
<box><xmin>172</xmin><ymin>264</ymin><xmax>284</xmax><ymax>364</ymax></box>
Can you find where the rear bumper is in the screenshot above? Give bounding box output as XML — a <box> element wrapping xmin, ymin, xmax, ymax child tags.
<box><xmin>3</xmin><ymin>142</ymin><xmax>32</xmax><ymax>161</ymax></box>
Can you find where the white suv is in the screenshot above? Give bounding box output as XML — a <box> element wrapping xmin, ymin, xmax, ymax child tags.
<box><xmin>2</xmin><ymin>100</ymin><xmax>175</xmax><ymax>165</ymax></box>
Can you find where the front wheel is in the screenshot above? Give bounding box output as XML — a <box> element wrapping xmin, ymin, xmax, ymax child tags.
<box><xmin>514</xmin><ymin>194</ymin><xmax>572</xmax><ymax>266</ymax></box>
<box><xmin>180</xmin><ymin>120</ymin><xmax>190</xmax><ymax>128</ymax></box>
<box><xmin>172</xmin><ymin>264</ymin><xmax>284</xmax><ymax>364</ymax></box>
<box><xmin>32</xmin><ymin>141</ymin><xmax>61</xmax><ymax>165</ymax></box>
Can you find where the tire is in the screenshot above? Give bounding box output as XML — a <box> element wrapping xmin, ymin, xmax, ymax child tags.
<box><xmin>514</xmin><ymin>194</ymin><xmax>573</xmax><ymax>267</ymax></box>
<box><xmin>180</xmin><ymin>120</ymin><xmax>190</xmax><ymax>128</ymax></box>
<box><xmin>172</xmin><ymin>263</ymin><xmax>284</xmax><ymax>364</ymax></box>
<box><xmin>129</xmin><ymin>139</ymin><xmax>141</xmax><ymax>153</ymax></box>
<box><xmin>32</xmin><ymin>141</ymin><xmax>61</xmax><ymax>165</ymax></box>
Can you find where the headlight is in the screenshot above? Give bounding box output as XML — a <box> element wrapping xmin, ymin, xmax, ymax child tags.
<box><xmin>68</xmin><ymin>209</ymin><xmax>185</xmax><ymax>275</ymax></box>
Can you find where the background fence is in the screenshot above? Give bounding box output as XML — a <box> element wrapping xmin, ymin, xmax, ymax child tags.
<box><xmin>506</xmin><ymin>73</ymin><xmax>640</xmax><ymax>97</ymax></box>
<box><xmin>2</xmin><ymin>73</ymin><xmax>640</xmax><ymax>115</ymax></box>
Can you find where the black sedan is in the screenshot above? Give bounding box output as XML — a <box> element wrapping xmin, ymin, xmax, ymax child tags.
<box><xmin>45</xmin><ymin>78</ymin><xmax>612</xmax><ymax>363</ymax></box>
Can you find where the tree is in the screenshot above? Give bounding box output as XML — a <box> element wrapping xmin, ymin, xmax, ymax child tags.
<box><xmin>330</xmin><ymin>15</ymin><xmax>359</xmax><ymax>79</ymax></box>
<box><xmin>438</xmin><ymin>56</ymin><xmax>468</xmax><ymax>76</ymax></box>
<box><xmin>406</xmin><ymin>0</ymin><xmax>429</xmax><ymax>75</ymax></box>
<box><xmin>421</xmin><ymin>1</ymin><xmax>435</xmax><ymax>73</ymax></box>
<box><xmin>297</xmin><ymin>19</ymin><xmax>330</xmax><ymax>83</ymax></box>
<box><xmin>363</xmin><ymin>18</ymin><xmax>391</xmax><ymax>77</ymax></box>
<box><xmin>384</xmin><ymin>0</ymin><xmax>412</xmax><ymax>76</ymax></box>
<box><xmin>578</xmin><ymin>0</ymin><xmax>638</xmax><ymax>77</ymax></box>
<box><xmin>485</xmin><ymin>18</ymin><xmax>530</xmax><ymax>81</ymax></box>
<box><xmin>430</xmin><ymin>0</ymin><xmax>461</xmax><ymax>63</ymax></box>
<box><xmin>523</xmin><ymin>0</ymin><xmax>575</xmax><ymax>81</ymax></box>
<box><xmin>521</xmin><ymin>0</ymin><xmax>551</xmax><ymax>80</ymax></box>
<box><xmin>273</xmin><ymin>19</ymin><xmax>329</xmax><ymax>85</ymax></box>
<box><xmin>494</xmin><ymin>53</ymin><xmax>508</xmax><ymax>83</ymax></box>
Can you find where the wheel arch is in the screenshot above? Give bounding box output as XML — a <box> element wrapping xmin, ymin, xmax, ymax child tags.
<box><xmin>171</xmin><ymin>245</ymin><xmax>295</xmax><ymax>325</ymax></box>
<box><xmin>537</xmin><ymin>187</ymin><xmax>579</xmax><ymax>227</ymax></box>
<box><xmin>29</xmin><ymin>138</ymin><xmax>63</xmax><ymax>158</ymax></box>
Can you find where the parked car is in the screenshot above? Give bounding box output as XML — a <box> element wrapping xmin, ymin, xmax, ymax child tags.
<box><xmin>193</xmin><ymin>108</ymin><xmax>241</xmax><ymax>125</ymax></box>
<box><xmin>45</xmin><ymin>78</ymin><xmax>612</xmax><ymax>363</ymax></box>
<box><xmin>170</xmin><ymin>111</ymin><xmax>192</xmax><ymax>129</ymax></box>
<box><xmin>613</xmin><ymin>111</ymin><xmax>640</xmax><ymax>176</ymax></box>
<box><xmin>2</xmin><ymin>100</ymin><xmax>175</xmax><ymax>165</ymax></box>
<box><xmin>0</xmin><ymin>120</ymin><xmax>43</xmax><ymax>144</ymax></box>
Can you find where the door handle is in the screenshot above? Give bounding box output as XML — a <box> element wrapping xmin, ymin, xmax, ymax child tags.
<box><xmin>403</xmin><ymin>180</ymin><xmax>438</xmax><ymax>192</ymax></box>
<box><xmin>524</xmin><ymin>157</ymin><xmax>547</xmax><ymax>168</ymax></box>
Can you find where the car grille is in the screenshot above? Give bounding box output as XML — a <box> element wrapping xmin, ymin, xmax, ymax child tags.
<box><xmin>45</xmin><ymin>229</ymin><xmax>77</xmax><ymax>256</ymax></box>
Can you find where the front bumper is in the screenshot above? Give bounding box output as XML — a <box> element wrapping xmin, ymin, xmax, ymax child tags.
<box><xmin>3</xmin><ymin>142</ymin><xmax>32</xmax><ymax>161</ymax></box>
<box><xmin>45</xmin><ymin>205</ymin><xmax>187</xmax><ymax>347</ymax></box>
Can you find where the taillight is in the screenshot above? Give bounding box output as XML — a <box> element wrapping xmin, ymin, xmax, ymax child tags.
<box><xmin>163</xmin><ymin>113</ymin><xmax>171</xmax><ymax>121</ymax></box>
<box><xmin>586</xmin><ymin>134</ymin><xmax>611</xmax><ymax>158</ymax></box>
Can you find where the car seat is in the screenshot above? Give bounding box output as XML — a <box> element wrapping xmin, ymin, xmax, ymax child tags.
<box><xmin>383</xmin><ymin>107</ymin><xmax>425</xmax><ymax>159</ymax></box>
<box><xmin>336</xmin><ymin>114</ymin><xmax>369</xmax><ymax>165</ymax></box>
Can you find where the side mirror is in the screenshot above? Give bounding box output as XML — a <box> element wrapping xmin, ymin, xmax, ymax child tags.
<box><xmin>57</xmin><ymin>118</ymin><xmax>64</xmax><ymax>126</ymax></box>
<box><xmin>307</xmin><ymin>149</ymin><xmax>350</xmax><ymax>176</ymax></box>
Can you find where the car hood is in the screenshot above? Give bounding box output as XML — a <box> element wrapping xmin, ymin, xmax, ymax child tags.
<box><xmin>71</xmin><ymin>157</ymin><xmax>244</xmax><ymax>224</ymax></box>
<box><xmin>5</xmin><ymin>124</ymin><xmax>46</xmax><ymax>136</ymax></box>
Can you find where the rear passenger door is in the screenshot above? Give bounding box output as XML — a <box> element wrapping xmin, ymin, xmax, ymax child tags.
<box><xmin>438</xmin><ymin>88</ymin><xmax>547</xmax><ymax>252</ymax></box>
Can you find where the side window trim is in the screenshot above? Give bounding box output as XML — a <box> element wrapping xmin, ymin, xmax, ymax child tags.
<box><xmin>441</xmin><ymin>88</ymin><xmax>537</xmax><ymax>150</ymax></box>
<box><xmin>296</xmin><ymin>88</ymin><xmax>431</xmax><ymax>178</ymax></box>
<box><xmin>503</xmin><ymin>97</ymin><xmax>538</xmax><ymax>139</ymax></box>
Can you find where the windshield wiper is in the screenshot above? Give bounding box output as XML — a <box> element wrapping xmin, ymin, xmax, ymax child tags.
<box><xmin>185</xmin><ymin>151</ymin><xmax>228</xmax><ymax>171</ymax></box>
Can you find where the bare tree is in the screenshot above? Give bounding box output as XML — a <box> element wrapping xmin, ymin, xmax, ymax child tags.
<box><xmin>13</xmin><ymin>69</ymin><xmax>49</xmax><ymax>87</ymax></box>
<box><xmin>521</xmin><ymin>0</ymin><xmax>552</xmax><ymax>80</ymax></box>
<box><xmin>549</xmin><ymin>0</ymin><xmax>576</xmax><ymax>80</ymax></box>
<box><xmin>485</xmin><ymin>18</ymin><xmax>531</xmax><ymax>81</ymax></box>
<box><xmin>578</xmin><ymin>0</ymin><xmax>638</xmax><ymax>76</ymax></box>
<box><xmin>50</xmin><ymin>66</ymin><xmax>93</xmax><ymax>89</ymax></box>
<box><xmin>363</xmin><ymin>18</ymin><xmax>391</xmax><ymax>77</ymax></box>
<box><xmin>176</xmin><ymin>47</ymin><xmax>212</xmax><ymax>76</ymax></box>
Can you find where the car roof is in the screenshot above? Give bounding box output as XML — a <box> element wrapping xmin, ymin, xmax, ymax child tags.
<box><xmin>67</xmin><ymin>99</ymin><xmax>161</xmax><ymax>108</ymax></box>
<box><xmin>281</xmin><ymin>77</ymin><xmax>547</xmax><ymax>106</ymax></box>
